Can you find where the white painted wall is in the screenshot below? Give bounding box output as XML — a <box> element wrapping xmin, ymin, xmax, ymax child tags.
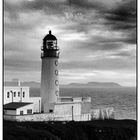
<box><xmin>81</xmin><ymin>102</ymin><xmax>91</xmax><ymax>114</ymax></box>
<box><xmin>4</xmin><ymin>87</ymin><xmax>30</xmax><ymax>104</ymax></box>
<box><xmin>54</xmin><ymin>103</ymin><xmax>81</xmax><ymax>116</ymax></box>
<box><xmin>16</xmin><ymin>104</ymin><xmax>34</xmax><ymax>115</ymax></box>
<box><xmin>4</xmin><ymin>86</ymin><xmax>41</xmax><ymax>113</ymax></box>
<box><xmin>41</xmin><ymin>58</ymin><xmax>59</xmax><ymax>113</ymax></box>
<box><xmin>4</xmin><ymin>104</ymin><xmax>33</xmax><ymax>117</ymax></box>
<box><xmin>4</xmin><ymin>108</ymin><xmax>114</xmax><ymax>122</ymax></box>
<box><xmin>26</xmin><ymin>97</ymin><xmax>41</xmax><ymax>113</ymax></box>
<box><xmin>4</xmin><ymin>113</ymin><xmax>91</xmax><ymax>122</ymax></box>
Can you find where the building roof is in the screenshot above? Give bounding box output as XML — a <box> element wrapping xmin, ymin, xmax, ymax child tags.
<box><xmin>4</xmin><ymin>102</ymin><xmax>33</xmax><ymax>110</ymax></box>
<box><xmin>43</xmin><ymin>30</ymin><xmax>57</xmax><ymax>40</ymax></box>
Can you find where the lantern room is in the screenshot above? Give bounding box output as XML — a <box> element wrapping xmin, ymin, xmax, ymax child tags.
<box><xmin>42</xmin><ymin>30</ymin><xmax>58</xmax><ymax>50</ymax></box>
<box><xmin>41</xmin><ymin>30</ymin><xmax>60</xmax><ymax>58</ymax></box>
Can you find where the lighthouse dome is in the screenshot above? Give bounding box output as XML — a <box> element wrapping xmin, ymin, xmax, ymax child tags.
<box><xmin>44</xmin><ymin>30</ymin><xmax>57</xmax><ymax>40</ymax></box>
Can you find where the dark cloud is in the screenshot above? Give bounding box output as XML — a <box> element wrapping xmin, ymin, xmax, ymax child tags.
<box><xmin>5</xmin><ymin>0</ymin><xmax>136</xmax><ymax>32</ymax></box>
<box><xmin>68</xmin><ymin>38</ymin><xmax>126</xmax><ymax>52</ymax></box>
<box><xmin>105</xmin><ymin>2</ymin><xmax>136</xmax><ymax>23</ymax></box>
<box><xmin>100</xmin><ymin>33</ymin><xmax>136</xmax><ymax>45</ymax></box>
<box><xmin>4</xmin><ymin>2</ymin><xmax>19</xmax><ymax>20</ymax></box>
<box><xmin>67</xmin><ymin>0</ymin><xmax>105</xmax><ymax>10</ymax></box>
<box><xmin>4</xmin><ymin>0</ymin><xmax>136</xmax><ymax>85</ymax></box>
<box><xmin>102</xmin><ymin>0</ymin><xmax>136</xmax><ymax>44</ymax></box>
<box><xmin>125</xmin><ymin>29</ymin><xmax>137</xmax><ymax>44</ymax></box>
<box><xmin>4</xmin><ymin>22</ymin><xmax>35</xmax><ymax>32</ymax></box>
<box><xmin>60</xmin><ymin>57</ymin><xmax>136</xmax><ymax>71</ymax></box>
<box><xmin>23</xmin><ymin>0</ymin><xmax>67</xmax><ymax>15</ymax></box>
<box><xmin>113</xmin><ymin>52</ymin><xmax>132</xmax><ymax>57</ymax></box>
<box><xmin>68</xmin><ymin>0</ymin><xmax>136</xmax><ymax>44</ymax></box>
<box><xmin>96</xmin><ymin>43</ymin><xmax>122</xmax><ymax>50</ymax></box>
<box><xmin>81</xmin><ymin>42</ymin><xmax>122</xmax><ymax>51</ymax></box>
<box><xmin>4</xmin><ymin>57</ymin><xmax>41</xmax><ymax>72</ymax></box>
<box><xmin>67</xmin><ymin>0</ymin><xmax>136</xmax><ymax>27</ymax></box>
<box><xmin>4</xmin><ymin>0</ymin><xmax>66</xmax><ymax>22</ymax></box>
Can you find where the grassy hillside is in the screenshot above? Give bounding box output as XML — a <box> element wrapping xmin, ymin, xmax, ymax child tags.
<box><xmin>4</xmin><ymin>120</ymin><xmax>136</xmax><ymax>140</ymax></box>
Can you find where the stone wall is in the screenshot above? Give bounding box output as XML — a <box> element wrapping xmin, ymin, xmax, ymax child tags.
<box><xmin>4</xmin><ymin>113</ymin><xmax>91</xmax><ymax>122</ymax></box>
<box><xmin>4</xmin><ymin>108</ymin><xmax>115</xmax><ymax>122</ymax></box>
<box><xmin>4</xmin><ymin>115</ymin><xmax>16</xmax><ymax>121</ymax></box>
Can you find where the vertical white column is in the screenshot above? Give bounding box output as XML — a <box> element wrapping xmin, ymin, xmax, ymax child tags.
<box><xmin>41</xmin><ymin>57</ymin><xmax>59</xmax><ymax>113</ymax></box>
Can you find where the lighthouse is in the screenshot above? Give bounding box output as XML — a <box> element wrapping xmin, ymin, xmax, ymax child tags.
<box><xmin>41</xmin><ymin>30</ymin><xmax>60</xmax><ymax>113</ymax></box>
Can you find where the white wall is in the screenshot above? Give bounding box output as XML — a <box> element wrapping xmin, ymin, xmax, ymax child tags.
<box><xmin>4</xmin><ymin>113</ymin><xmax>91</xmax><ymax>122</ymax></box>
<box><xmin>4</xmin><ymin>87</ymin><xmax>30</xmax><ymax>104</ymax></box>
<box><xmin>4</xmin><ymin>86</ymin><xmax>41</xmax><ymax>114</ymax></box>
<box><xmin>4</xmin><ymin>104</ymin><xmax>34</xmax><ymax>116</ymax></box>
<box><xmin>16</xmin><ymin>104</ymin><xmax>34</xmax><ymax>115</ymax></box>
<box><xmin>41</xmin><ymin>58</ymin><xmax>59</xmax><ymax>113</ymax></box>
<box><xmin>54</xmin><ymin>103</ymin><xmax>81</xmax><ymax>116</ymax></box>
<box><xmin>26</xmin><ymin>97</ymin><xmax>41</xmax><ymax>113</ymax></box>
<box><xmin>81</xmin><ymin>102</ymin><xmax>91</xmax><ymax>114</ymax></box>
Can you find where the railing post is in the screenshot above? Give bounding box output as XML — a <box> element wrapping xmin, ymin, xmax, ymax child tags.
<box><xmin>72</xmin><ymin>106</ymin><xmax>74</xmax><ymax>121</ymax></box>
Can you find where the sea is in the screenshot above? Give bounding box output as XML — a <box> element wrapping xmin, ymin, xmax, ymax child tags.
<box><xmin>30</xmin><ymin>87</ymin><xmax>136</xmax><ymax>120</ymax></box>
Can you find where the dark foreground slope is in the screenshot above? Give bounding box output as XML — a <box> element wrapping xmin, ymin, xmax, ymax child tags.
<box><xmin>4</xmin><ymin>120</ymin><xmax>136</xmax><ymax>140</ymax></box>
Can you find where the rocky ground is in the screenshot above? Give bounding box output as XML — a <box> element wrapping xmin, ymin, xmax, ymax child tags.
<box><xmin>3</xmin><ymin>119</ymin><xmax>137</xmax><ymax>140</ymax></box>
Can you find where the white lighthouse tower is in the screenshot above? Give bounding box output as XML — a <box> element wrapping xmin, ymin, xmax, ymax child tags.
<box><xmin>41</xmin><ymin>30</ymin><xmax>60</xmax><ymax>113</ymax></box>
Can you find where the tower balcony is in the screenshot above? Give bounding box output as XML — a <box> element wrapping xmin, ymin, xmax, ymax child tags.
<box><xmin>41</xmin><ymin>51</ymin><xmax>60</xmax><ymax>58</ymax></box>
<box><xmin>41</xmin><ymin>46</ymin><xmax>60</xmax><ymax>51</ymax></box>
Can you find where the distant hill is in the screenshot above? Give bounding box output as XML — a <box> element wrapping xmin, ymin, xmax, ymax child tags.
<box><xmin>62</xmin><ymin>82</ymin><xmax>122</xmax><ymax>88</ymax></box>
<box><xmin>22</xmin><ymin>81</ymin><xmax>40</xmax><ymax>88</ymax></box>
<box><xmin>4</xmin><ymin>81</ymin><xmax>121</xmax><ymax>88</ymax></box>
<box><xmin>4</xmin><ymin>81</ymin><xmax>40</xmax><ymax>88</ymax></box>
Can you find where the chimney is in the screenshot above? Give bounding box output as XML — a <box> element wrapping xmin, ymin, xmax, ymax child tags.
<box><xmin>18</xmin><ymin>80</ymin><xmax>21</xmax><ymax>86</ymax></box>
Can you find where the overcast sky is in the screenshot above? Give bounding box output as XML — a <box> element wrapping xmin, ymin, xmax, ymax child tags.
<box><xmin>4</xmin><ymin>0</ymin><xmax>136</xmax><ymax>86</ymax></box>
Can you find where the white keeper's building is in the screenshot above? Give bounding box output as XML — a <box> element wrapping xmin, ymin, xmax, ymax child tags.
<box><xmin>3</xmin><ymin>82</ymin><xmax>92</xmax><ymax>121</ymax></box>
<box><xmin>4</xmin><ymin>82</ymin><xmax>41</xmax><ymax>116</ymax></box>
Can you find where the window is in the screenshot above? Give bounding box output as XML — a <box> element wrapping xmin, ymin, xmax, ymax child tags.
<box><xmin>55</xmin><ymin>60</ymin><xmax>58</xmax><ymax>66</ymax></box>
<box><xmin>55</xmin><ymin>70</ymin><xmax>58</xmax><ymax>75</ymax></box>
<box><xmin>18</xmin><ymin>92</ymin><xmax>20</xmax><ymax>97</ymax></box>
<box><xmin>13</xmin><ymin>92</ymin><xmax>16</xmax><ymax>97</ymax></box>
<box><xmin>23</xmin><ymin>92</ymin><xmax>25</xmax><ymax>98</ymax></box>
<box><xmin>27</xmin><ymin>109</ymin><xmax>32</xmax><ymax>114</ymax></box>
<box><xmin>55</xmin><ymin>80</ymin><xmax>59</xmax><ymax>86</ymax></box>
<box><xmin>55</xmin><ymin>90</ymin><xmax>59</xmax><ymax>96</ymax></box>
<box><xmin>7</xmin><ymin>92</ymin><xmax>10</xmax><ymax>98</ymax></box>
<box><xmin>49</xmin><ymin>110</ymin><xmax>53</xmax><ymax>113</ymax></box>
<box><xmin>20</xmin><ymin>111</ymin><xmax>23</xmax><ymax>115</ymax></box>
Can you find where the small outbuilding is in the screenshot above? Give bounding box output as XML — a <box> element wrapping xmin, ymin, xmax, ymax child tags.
<box><xmin>4</xmin><ymin>102</ymin><xmax>34</xmax><ymax>116</ymax></box>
